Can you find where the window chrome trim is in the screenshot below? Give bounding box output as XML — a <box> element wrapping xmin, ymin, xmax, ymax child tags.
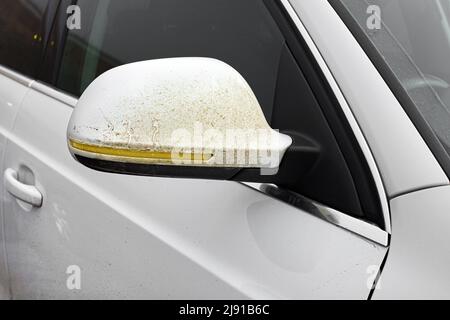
<box><xmin>281</xmin><ymin>0</ymin><xmax>392</xmax><ymax>235</ymax></box>
<box><xmin>0</xmin><ymin>65</ymin><xmax>34</xmax><ymax>87</ymax></box>
<box><xmin>31</xmin><ymin>81</ymin><xmax>78</xmax><ymax>108</ymax></box>
<box><xmin>244</xmin><ymin>183</ymin><xmax>389</xmax><ymax>246</ymax></box>
<box><xmin>0</xmin><ymin>65</ymin><xmax>77</xmax><ymax>107</ymax></box>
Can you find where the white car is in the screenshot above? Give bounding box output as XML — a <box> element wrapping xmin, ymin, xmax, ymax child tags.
<box><xmin>0</xmin><ymin>0</ymin><xmax>449</xmax><ymax>300</ymax></box>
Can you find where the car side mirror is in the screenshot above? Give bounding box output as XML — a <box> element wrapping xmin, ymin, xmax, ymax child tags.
<box><xmin>67</xmin><ymin>58</ymin><xmax>294</xmax><ymax>181</ymax></box>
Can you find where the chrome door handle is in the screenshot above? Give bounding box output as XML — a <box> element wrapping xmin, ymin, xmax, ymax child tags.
<box><xmin>4</xmin><ymin>168</ymin><xmax>43</xmax><ymax>208</ymax></box>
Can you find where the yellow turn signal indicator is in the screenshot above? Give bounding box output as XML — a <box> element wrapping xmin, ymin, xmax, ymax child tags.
<box><xmin>69</xmin><ymin>140</ymin><xmax>213</xmax><ymax>162</ymax></box>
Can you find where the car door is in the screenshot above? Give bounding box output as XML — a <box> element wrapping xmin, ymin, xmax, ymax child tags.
<box><xmin>2</xmin><ymin>0</ymin><xmax>388</xmax><ymax>299</ymax></box>
<box><xmin>0</xmin><ymin>0</ymin><xmax>55</xmax><ymax>299</ymax></box>
<box><xmin>0</xmin><ymin>69</ymin><xmax>30</xmax><ymax>300</ymax></box>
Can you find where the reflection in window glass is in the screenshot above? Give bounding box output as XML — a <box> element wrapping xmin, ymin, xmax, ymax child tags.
<box><xmin>57</xmin><ymin>0</ymin><xmax>284</xmax><ymax>120</ymax></box>
<box><xmin>0</xmin><ymin>0</ymin><xmax>49</xmax><ymax>76</ymax></box>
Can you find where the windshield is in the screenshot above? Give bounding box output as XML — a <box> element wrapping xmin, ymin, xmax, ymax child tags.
<box><xmin>333</xmin><ymin>0</ymin><xmax>450</xmax><ymax>172</ymax></box>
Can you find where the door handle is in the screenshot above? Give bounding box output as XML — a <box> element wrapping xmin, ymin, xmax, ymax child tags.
<box><xmin>4</xmin><ymin>168</ymin><xmax>43</xmax><ymax>208</ymax></box>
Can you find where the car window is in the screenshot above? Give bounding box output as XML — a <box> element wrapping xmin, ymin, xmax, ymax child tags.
<box><xmin>56</xmin><ymin>0</ymin><xmax>285</xmax><ymax>121</ymax></box>
<box><xmin>52</xmin><ymin>0</ymin><xmax>384</xmax><ymax>226</ymax></box>
<box><xmin>331</xmin><ymin>0</ymin><xmax>450</xmax><ymax>176</ymax></box>
<box><xmin>0</xmin><ymin>0</ymin><xmax>49</xmax><ymax>77</ymax></box>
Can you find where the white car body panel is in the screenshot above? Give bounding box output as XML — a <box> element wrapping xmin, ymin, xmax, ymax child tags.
<box><xmin>0</xmin><ymin>66</ymin><xmax>32</xmax><ymax>299</ymax></box>
<box><xmin>289</xmin><ymin>0</ymin><xmax>449</xmax><ymax>197</ymax></box>
<box><xmin>374</xmin><ymin>186</ymin><xmax>450</xmax><ymax>299</ymax></box>
<box><xmin>0</xmin><ymin>85</ymin><xmax>387</xmax><ymax>299</ymax></box>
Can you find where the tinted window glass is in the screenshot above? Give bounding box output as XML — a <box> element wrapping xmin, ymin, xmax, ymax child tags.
<box><xmin>0</xmin><ymin>0</ymin><xmax>49</xmax><ymax>76</ymax></box>
<box><xmin>57</xmin><ymin>0</ymin><xmax>284</xmax><ymax>119</ymax></box>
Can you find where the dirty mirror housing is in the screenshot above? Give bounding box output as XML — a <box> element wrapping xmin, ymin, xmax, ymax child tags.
<box><xmin>67</xmin><ymin>57</ymin><xmax>318</xmax><ymax>183</ymax></box>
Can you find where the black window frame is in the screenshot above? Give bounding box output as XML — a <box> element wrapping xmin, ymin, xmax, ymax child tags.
<box><xmin>39</xmin><ymin>0</ymin><xmax>75</xmax><ymax>85</ymax></box>
<box><xmin>263</xmin><ymin>0</ymin><xmax>383</xmax><ymax>227</ymax></box>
